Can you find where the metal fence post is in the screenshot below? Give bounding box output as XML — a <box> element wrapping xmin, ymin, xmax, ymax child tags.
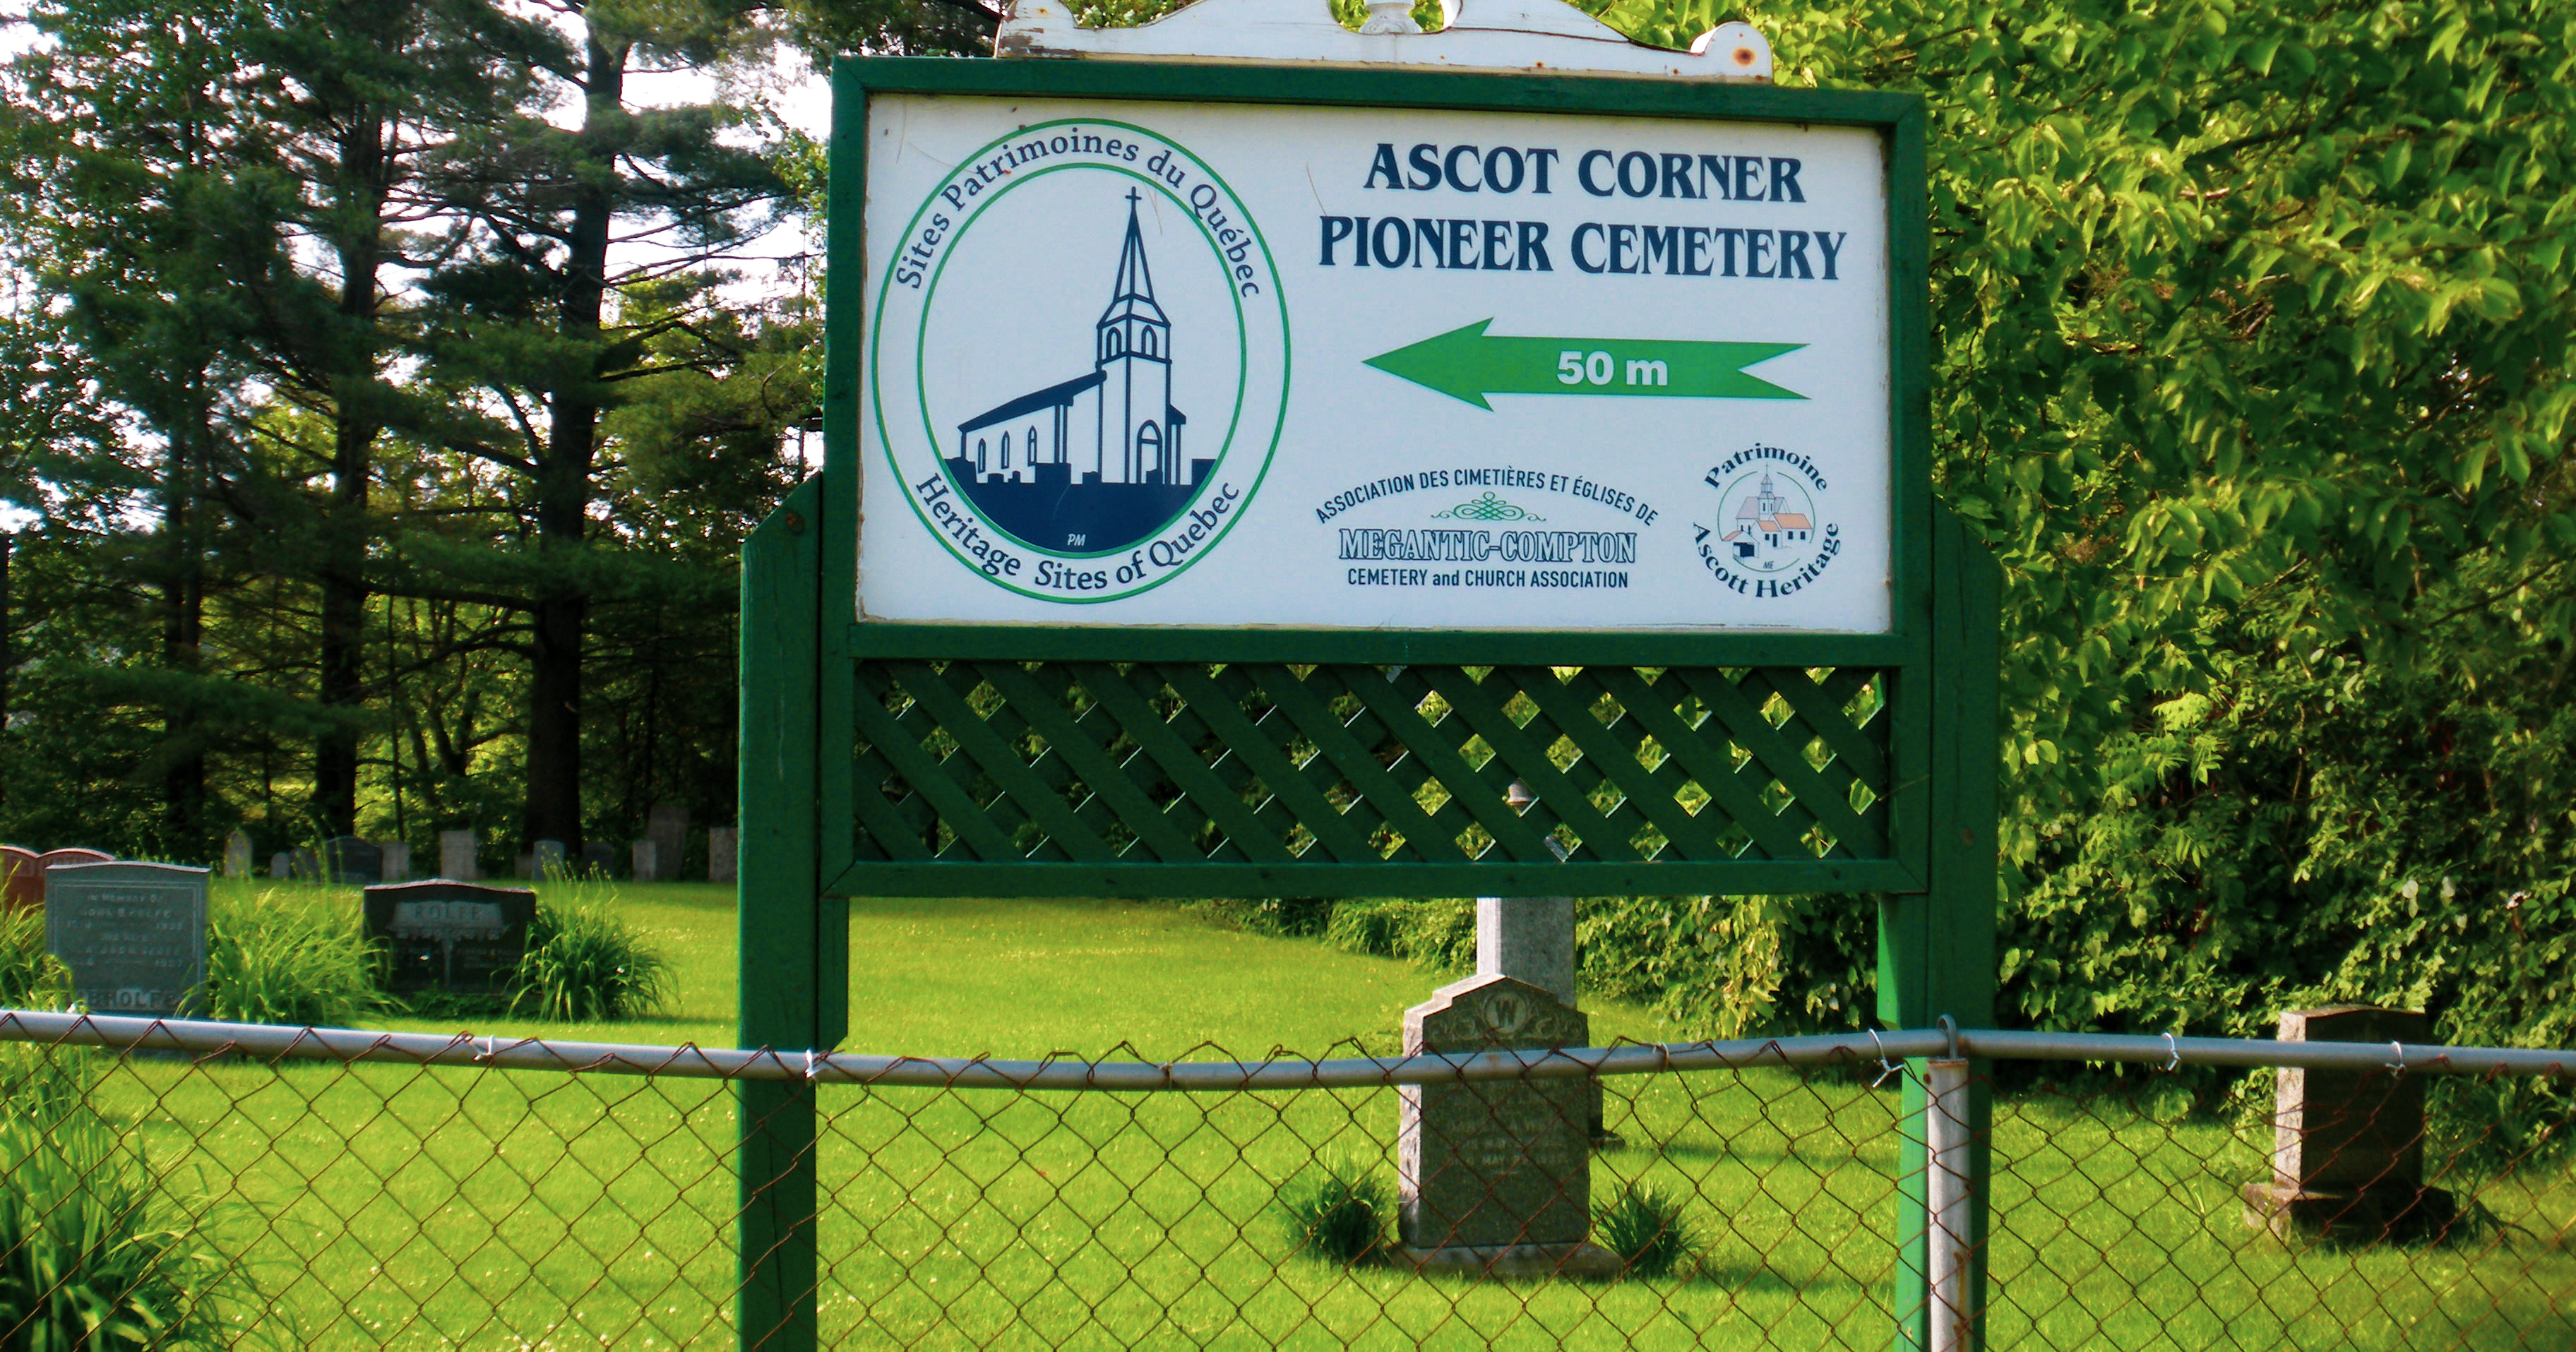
<box><xmin>738</xmin><ymin>477</ymin><xmax>826</xmax><ymax>1351</ymax></box>
<box><xmin>1882</xmin><ymin>505</ymin><xmax>2000</xmax><ymax>1352</ymax></box>
<box><xmin>1924</xmin><ymin>1056</ymin><xmax>1976</xmax><ymax>1352</ymax></box>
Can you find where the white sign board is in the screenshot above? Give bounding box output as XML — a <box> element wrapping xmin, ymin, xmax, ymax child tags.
<box><xmin>860</xmin><ymin>95</ymin><xmax>1890</xmax><ymax>633</ymax></box>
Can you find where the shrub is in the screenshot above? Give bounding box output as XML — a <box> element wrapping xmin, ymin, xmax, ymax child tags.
<box><xmin>1277</xmin><ymin>1153</ymin><xmax>1393</xmax><ymax>1265</ymax></box>
<box><xmin>0</xmin><ymin>1048</ymin><xmax>253</xmax><ymax>1347</ymax></box>
<box><xmin>196</xmin><ymin>890</ymin><xmax>385</xmax><ymax>1027</ymax></box>
<box><xmin>509</xmin><ymin>895</ymin><xmax>669</xmax><ymax>1022</ymax></box>
<box><xmin>0</xmin><ymin>906</ymin><xmax>70</xmax><ymax>1009</ymax></box>
<box><xmin>1592</xmin><ymin>1182</ymin><xmax>1698</xmax><ymax>1279</ymax></box>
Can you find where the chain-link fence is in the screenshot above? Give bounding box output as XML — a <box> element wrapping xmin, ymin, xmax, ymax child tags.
<box><xmin>0</xmin><ymin>1010</ymin><xmax>2570</xmax><ymax>1349</ymax></box>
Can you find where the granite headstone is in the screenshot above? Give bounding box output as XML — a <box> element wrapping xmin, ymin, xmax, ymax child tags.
<box><xmin>631</xmin><ymin>839</ymin><xmax>660</xmax><ymax>883</ymax></box>
<box><xmin>645</xmin><ymin>803</ymin><xmax>688</xmax><ymax>882</ymax></box>
<box><xmin>2244</xmin><ymin>1006</ymin><xmax>2456</xmax><ymax>1241</ymax></box>
<box><xmin>362</xmin><ymin>880</ymin><xmax>538</xmax><ymax>995</ymax></box>
<box><xmin>530</xmin><ymin>839</ymin><xmax>567</xmax><ymax>880</ymax></box>
<box><xmin>580</xmin><ymin>840</ymin><xmax>617</xmax><ymax>878</ymax></box>
<box><xmin>222</xmin><ymin>830</ymin><xmax>253</xmax><ymax>880</ymax></box>
<box><xmin>45</xmin><ymin>861</ymin><xmax>208</xmax><ymax>1015</ymax></box>
<box><xmin>708</xmin><ymin>827</ymin><xmax>737</xmax><ymax>884</ymax></box>
<box><xmin>438</xmin><ymin>829</ymin><xmax>479</xmax><ymax>882</ymax></box>
<box><xmin>37</xmin><ymin>848</ymin><xmax>112</xmax><ymax>872</ymax></box>
<box><xmin>379</xmin><ymin>840</ymin><xmax>410</xmax><ymax>884</ymax></box>
<box><xmin>1397</xmin><ymin>974</ymin><xmax>1618</xmax><ymax>1276</ymax></box>
<box><xmin>321</xmin><ymin>837</ymin><xmax>383</xmax><ymax>885</ymax></box>
<box><xmin>269</xmin><ymin>851</ymin><xmax>294</xmax><ymax>880</ymax></box>
<box><xmin>1</xmin><ymin>847</ymin><xmax>41</xmax><ymax>911</ymax></box>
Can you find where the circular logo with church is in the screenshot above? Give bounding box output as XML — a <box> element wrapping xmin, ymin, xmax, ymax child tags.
<box><xmin>1693</xmin><ymin>444</ymin><xmax>1844</xmax><ymax>599</ymax></box>
<box><xmin>870</xmin><ymin>121</ymin><xmax>1290</xmax><ymax>603</ymax></box>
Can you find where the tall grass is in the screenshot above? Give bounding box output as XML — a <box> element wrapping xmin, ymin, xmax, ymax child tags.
<box><xmin>1591</xmin><ymin>1181</ymin><xmax>1700</xmax><ymax>1278</ymax></box>
<box><xmin>509</xmin><ymin>882</ymin><xmax>670</xmax><ymax>1023</ymax></box>
<box><xmin>1277</xmin><ymin>1152</ymin><xmax>1393</xmax><ymax>1264</ymax></box>
<box><xmin>0</xmin><ymin>906</ymin><xmax>69</xmax><ymax>1010</ymax></box>
<box><xmin>196</xmin><ymin>888</ymin><xmax>384</xmax><ymax>1027</ymax></box>
<box><xmin>0</xmin><ymin>1046</ymin><xmax>257</xmax><ymax>1348</ymax></box>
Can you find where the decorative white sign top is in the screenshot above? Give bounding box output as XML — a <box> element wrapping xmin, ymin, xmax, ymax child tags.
<box><xmin>997</xmin><ymin>0</ymin><xmax>1774</xmax><ymax>81</ymax></box>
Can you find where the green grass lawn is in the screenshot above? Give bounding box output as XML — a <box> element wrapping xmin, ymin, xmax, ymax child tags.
<box><xmin>41</xmin><ymin>884</ymin><xmax>2576</xmax><ymax>1348</ymax></box>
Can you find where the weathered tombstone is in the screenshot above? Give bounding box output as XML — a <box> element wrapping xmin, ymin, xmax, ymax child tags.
<box><xmin>2244</xmin><ymin>1006</ymin><xmax>2457</xmax><ymax>1242</ymax></box>
<box><xmin>438</xmin><ymin>829</ymin><xmax>478</xmax><ymax>881</ymax></box>
<box><xmin>708</xmin><ymin>827</ymin><xmax>737</xmax><ymax>883</ymax></box>
<box><xmin>362</xmin><ymin>880</ymin><xmax>538</xmax><ymax>995</ymax></box>
<box><xmin>631</xmin><ymin>839</ymin><xmax>660</xmax><ymax>883</ymax></box>
<box><xmin>37</xmin><ymin>848</ymin><xmax>112</xmax><ymax>872</ymax></box>
<box><xmin>379</xmin><ymin>840</ymin><xmax>410</xmax><ymax>884</ymax></box>
<box><xmin>530</xmin><ymin>839</ymin><xmax>567</xmax><ymax>879</ymax></box>
<box><xmin>269</xmin><ymin>851</ymin><xmax>295</xmax><ymax>880</ymax></box>
<box><xmin>321</xmin><ymin>836</ymin><xmax>383</xmax><ymax>885</ymax></box>
<box><xmin>645</xmin><ymin>803</ymin><xmax>688</xmax><ymax>882</ymax></box>
<box><xmin>222</xmin><ymin>830</ymin><xmax>253</xmax><ymax>879</ymax></box>
<box><xmin>1476</xmin><ymin>894</ymin><xmax>1614</xmax><ymax>1147</ymax></box>
<box><xmin>1</xmin><ymin>847</ymin><xmax>42</xmax><ymax>911</ymax></box>
<box><xmin>44</xmin><ymin>861</ymin><xmax>208</xmax><ymax>1016</ymax></box>
<box><xmin>580</xmin><ymin>840</ymin><xmax>618</xmax><ymax>878</ymax></box>
<box><xmin>1397</xmin><ymin>974</ymin><xmax>1619</xmax><ymax>1276</ymax></box>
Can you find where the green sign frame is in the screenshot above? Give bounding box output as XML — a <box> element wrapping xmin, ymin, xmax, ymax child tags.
<box><xmin>737</xmin><ymin>53</ymin><xmax>1999</xmax><ymax>1352</ymax></box>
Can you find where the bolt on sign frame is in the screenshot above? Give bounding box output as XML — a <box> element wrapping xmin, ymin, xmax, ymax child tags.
<box><xmin>738</xmin><ymin>53</ymin><xmax>2000</xmax><ymax>1352</ymax></box>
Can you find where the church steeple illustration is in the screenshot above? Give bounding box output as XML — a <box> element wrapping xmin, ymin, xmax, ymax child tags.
<box><xmin>1095</xmin><ymin>189</ymin><xmax>1178</xmax><ymax>484</ymax></box>
<box><xmin>949</xmin><ymin>186</ymin><xmax>1194</xmax><ymax>550</ymax></box>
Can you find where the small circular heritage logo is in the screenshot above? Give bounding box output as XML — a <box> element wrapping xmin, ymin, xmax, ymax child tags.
<box><xmin>869</xmin><ymin>120</ymin><xmax>1291</xmax><ymax>603</ymax></box>
<box><xmin>1694</xmin><ymin>444</ymin><xmax>1842</xmax><ymax>599</ymax></box>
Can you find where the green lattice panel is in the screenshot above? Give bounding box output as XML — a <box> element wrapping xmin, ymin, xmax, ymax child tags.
<box><xmin>837</xmin><ymin>663</ymin><xmax>1894</xmax><ymax>894</ymax></box>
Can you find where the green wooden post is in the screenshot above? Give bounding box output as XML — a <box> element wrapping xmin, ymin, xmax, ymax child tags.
<box><xmin>1880</xmin><ymin>504</ymin><xmax>2001</xmax><ymax>1351</ymax></box>
<box><xmin>738</xmin><ymin>476</ymin><xmax>828</xmax><ymax>1351</ymax></box>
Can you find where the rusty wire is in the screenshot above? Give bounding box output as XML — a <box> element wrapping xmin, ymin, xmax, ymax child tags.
<box><xmin>0</xmin><ymin>1013</ymin><xmax>2570</xmax><ymax>1348</ymax></box>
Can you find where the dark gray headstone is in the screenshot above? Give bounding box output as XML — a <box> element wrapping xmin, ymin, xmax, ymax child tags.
<box><xmin>379</xmin><ymin>840</ymin><xmax>410</xmax><ymax>884</ymax></box>
<box><xmin>645</xmin><ymin>803</ymin><xmax>688</xmax><ymax>882</ymax></box>
<box><xmin>708</xmin><ymin>827</ymin><xmax>737</xmax><ymax>884</ymax></box>
<box><xmin>2245</xmin><ymin>1005</ymin><xmax>2455</xmax><ymax>1240</ymax></box>
<box><xmin>580</xmin><ymin>841</ymin><xmax>617</xmax><ymax>878</ymax></box>
<box><xmin>322</xmin><ymin>836</ymin><xmax>383</xmax><ymax>885</ymax></box>
<box><xmin>269</xmin><ymin>851</ymin><xmax>294</xmax><ymax>880</ymax></box>
<box><xmin>438</xmin><ymin>830</ymin><xmax>477</xmax><ymax>881</ymax></box>
<box><xmin>530</xmin><ymin>839</ymin><xmax>567</xmax><ymax>879</ymax></box>
<box><xmin>362</xmin><ymin>880</ymin><xmax>538</xmax><ymax>994</ymax></box>
<box><xmin>222</xmin><ymin>830</ymin><xmax>253</xmax><ymax>880</ymax></box>
<box><xmin>1399</xmin><ymin>974</ymin><xmax>1592</xmax><ymax>1252</ymax></box>
<box><xmin>44</xmin><ymin>861</ymin><xmax>209</xmax><ymax>1015</ymax></box>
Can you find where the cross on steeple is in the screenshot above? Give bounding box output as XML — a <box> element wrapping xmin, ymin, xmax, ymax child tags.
<box><xmin>1110</xmin><ymin>189</ymin><xmax>1157</xmax><ymax>304</ymax></box>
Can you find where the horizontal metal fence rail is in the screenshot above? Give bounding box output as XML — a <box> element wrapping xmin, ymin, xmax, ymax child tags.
<box><xmin>8</xmin><ymin>1009</ymin><xmax>2575</xmax><ymax>1084</ymax></box>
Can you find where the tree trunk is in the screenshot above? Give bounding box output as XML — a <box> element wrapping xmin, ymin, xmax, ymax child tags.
<box><xmin>313</xmin><ymin>114</ymin><xmax>388</xmax><ymax>837</ymax></box>
<box><xmin>520</xmin><ymin>29</ymin><xmax>624</xmax><ymax>856</ymax></box>
<box><xmin>162</xmin><ymin>418</ymin><xmax>207</xmax><ymax>850</ymax></box>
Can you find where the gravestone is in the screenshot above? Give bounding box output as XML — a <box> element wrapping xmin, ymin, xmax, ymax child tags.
<box><xmin>708</xmin><ymin>827</ymin><xmax>737</xmax><ymax>884</ymax></box>
<box><xmin>645</xmin><ymin>803</ymin><xmax>688</xmax><ymax>882</ymax></box>
<box><xmin>1397</xmin><ymin>974</ymin><xmax>1619</xmax><ymax>1276</ymax></box>
<box><xmin>362</xmin><ymin>880</ymin><xmax>538</xmax><ymax>995</ymax></box>
<box><xmin>631</xmin><ymin>839</ymin><xmax>660</xmax><ymax>883</ymax></box>
<box><xmin>1476</xmin><ymin>895</ymin><xmax>1614</xmax><ymax>1147</ymax></box>
<box><xmin>530</xmin><ymin>839</ymin><xmax>567</xmax><ymax>879</ymax></box>
<box><xmin>2244</xmin><ymin>1006</ymin><xmax>2457</xmax><ymax>1242</ymax></box>
<box><xmin>222</xmin><ymin>830</ymin><xmax>253</xmax><ymax>880</ymax></box>
<box><xmin>269</xmin><ymin>851</ymin><xmax>294</xmax><ymax>880</ymax></box>
<box><xmin>44</xmin><ymin>861</ymin><xmax>208</xmax><ymax>1016</ymax></box>
<box><xmin>581</xmin><ymin>840</ymin><xmax>618</xmax><ymax>878</ymax></box>
<box><xmin>438</xmin><ymin>829</ymin><xmax>478</xmax><ymax>881</ymax></box>
<box><xmin>379</xmin><ymin>840</ymin><xmax>410</xmax><ymax>884</ymax></box>
<box><xmin>37</xmin><ymin>848</ymin><xmax>112</xmax><ymax>872</ymax></box>
<box><xmin>1</xmin><ymin>847</ymin><xmax>41</xmax><ymax>911</ymax></box>
<box><xmin>322</xmin><ymin>836</ymin><xmax>383</xmax><ymax>885</ymax></box>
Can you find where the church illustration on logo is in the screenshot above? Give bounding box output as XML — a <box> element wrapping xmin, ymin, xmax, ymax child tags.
<box><xmin>1721</xmin><ymin>472</ymin><xmax>1814</xmax><ymax>567</ymax></box>
<box><xmin>946</xmin><ymin>190</ymin><xmax>1208</xmax><ymax>554</ymax></box>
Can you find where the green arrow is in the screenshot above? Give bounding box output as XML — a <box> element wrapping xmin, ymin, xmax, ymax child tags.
<box><xmin>1363</xmin><ymin>319</ymin><xmax>1805</xmax><ymax>410</ymax></box>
